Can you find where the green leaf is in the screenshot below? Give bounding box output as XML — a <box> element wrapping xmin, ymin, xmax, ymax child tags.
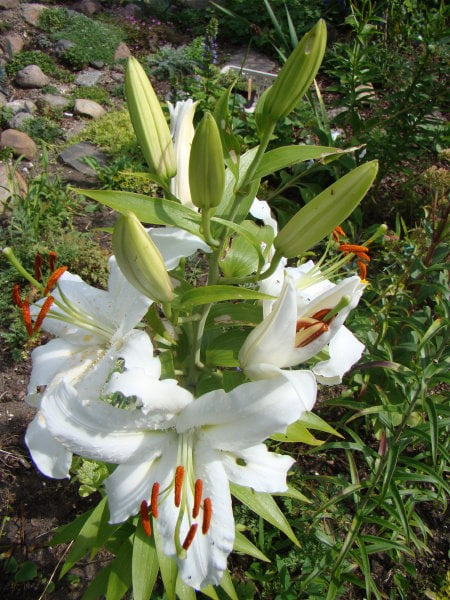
<box><xmin>82</xmin><ymin>564</ymin><xmax>111</xmax><ymax>600</ymax></box>
<box><xmin>60</xmin><ymin>497</ymin><xmax>108</xmax><ymax>578</ymax></box>
<box><xmin>253</xmin><ymin>145</ymin><xmax>359</xmax><ymax>180</ymax></box>
<box><xmin>425</xmin><ymin>396</ymin><xmax>438</xmax><ymax>466</ymax></box>
<box><xmin>132</xmin><ymin>521</ymin><xmax>159</xmax><ymax>600</ymax></box>
<box><xmin>154</xmin><ymin>527</ymin><xmax>177</xmax><ymax>600</ymax></box>
<box><xmin>175</xmin><ymin>575</ymin><xmax>197</xmax><ymax>600</ymax></box>
<box><xmin>74</xmin><ymin>189</ymin><xmax>202</xmax><ymax>237</ymax></box>
<box><xmin>272</xmin><ymin>420</ymin><xmax>325</xmax><ymax>445</ymax></box>
<box><xmin>230</xmin><ymin>483</ymin><xmax>300</xmax><ymax>547</ymax></box>
<box><xmin>106</xmin><ymin>538</ymin><xmax>133</xmax><ymax>600</ymax></box>
<box><xmin>361</xmin><ymin>535</ymin><xmax>414</xmax><ymax>556</ymax></box>
<box><xmin>234</xmin><ymin>529</ymin><xmax>271</xmax><ymax>562</ymax></box>
<box><xmin>175</xmin><ymin>285</ymin><xmax>274</xmax><ymax>310</ymax></box>
<box><xmin>220</xmin><ymin>569</ymin><xmax>239</xmax><ymax>600</ymax></box>
<box><xmin>388</xmin><ymin>482</ymin><xmax>410</xmax><ymax>543</ymax></box>
<box><xmin>51</xmin><ymin>507</ymin><xmax>94</xmax><ymax>545</ymax></box>
<box><xmin>14</xmin><ymin>561</ymin><xmax>37</xmax><ymax>582</ymax></box>
<box><xmin>206</xmin><ymin>302</ymin><xmax>263</xmax><ymax>328</ymax></box>
<box><xmin>274</xmin><ymin>484</ymin><xmax>311</xmax><ymax>503</ymax></box>
<box><xmin>205</xmin><ymin>329</ymin><xmax>249</xmax><ymax>367</ymax></box>
<box><xmin>213</xmin><ymin>85</ymin><xmax>240</xmax><ymax>179</ymax></box>
<box><xmin>299</xmin><ymin>411</ymin><xmax>344</xmax><ymax>437</ymax></box>
<box><xmin>216</xmin><ymin>148</ymin><xmax>260</xmax><ymax>222</ymax></box>
<box><xmin>200</xmin><ymin>585</ymin><xmax>220</xmax><ymax>599</ymax></box>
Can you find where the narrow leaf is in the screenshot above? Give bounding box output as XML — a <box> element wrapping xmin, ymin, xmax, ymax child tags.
<box><xmin>175</xmin><ymin>285</ymin><xmax>274</xmax><ymax>309</ymax></box>
<box><xmin>234</xmin><ymin>529</ymin><xmax>271</xmax><ymax>562</ymax></box>
<box><xmin>132</xmin><ymin>521</ymin><xmax>158</xmax><ymax>600</ymax></box>
<box><xmin>220</xmin><ymin>569</ymin><xmax>239</xmax><ymax>600</ymax></box>
<box><xmin>106</xmin><ymin>538</ymin><xmax>133</xmax><ymax>600</ymax></box>
<box><xmin>154</xmin><ymin>527</ymin><xmax>177</xmax><ymax>600</ymax></box>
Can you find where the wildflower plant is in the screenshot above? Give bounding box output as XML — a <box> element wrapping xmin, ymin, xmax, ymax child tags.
<box><xmin>4</xmin><ymin>21</ymin><xmax>381</xmax><ymax>599</ymax></box>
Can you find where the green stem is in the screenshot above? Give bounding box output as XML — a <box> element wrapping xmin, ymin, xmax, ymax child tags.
<box><xmin>3</xmin><ymin>247</ymin><xmax>44</xmax><ymax>292</ymax></box>
<box><xmin>201</xmin><ymin>208</ymin><xmax>220</xmax><ymax>248</ymax></box>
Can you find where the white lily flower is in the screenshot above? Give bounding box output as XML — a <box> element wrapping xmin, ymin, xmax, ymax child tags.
<box><xmin>40</xmin><ymin>372</ymin><xmax>316</xmax><ymax>589</ymax></box>
<box><xmin>168</xmin><ymin>99</ymin><xmax>197</xmax><ymax>210</ymax></box>
<box><xmin>239</xmin><ymin>273</ymin><xmax>365</xmax><ymax>384</ymax></box>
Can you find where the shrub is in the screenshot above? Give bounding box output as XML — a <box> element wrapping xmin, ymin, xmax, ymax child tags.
<box><xmin>5</xmin><ymin>50</ymin><xmax>72</xmax><ymax>81</ymax></box>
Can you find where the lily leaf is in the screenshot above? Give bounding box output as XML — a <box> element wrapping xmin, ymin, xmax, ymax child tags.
<box><xmin>272</xmin><ymin>421</ymin><xmax>324</xmax><ymax>445</ymax></box>
<box><xmin>132</xmin><ymin>522</ymin><xmax>158</xmax><ymax>600</ymax></box>
<box><xmin>154</xmin><ymin>527</ymin><xmax>177</xmax><ymax>600</ymax></box>
<box><xmin>174</xmin><ymin>285</ymin><xmax>274</xmax><ymax>310</ymax></box>
<box><xmin>300</xmin><ymin>411</ymin><xmax>343</xmax><ymax>437</ymax></box>
<box><xmin>234</xmin><ymin>529</ymin><xmax>271</xmax><ymax>562</ymax></box>
<box><xmin>106</xmin><ymin>537</ymin><xmax>133</xmax><ymax>600</ymax></box>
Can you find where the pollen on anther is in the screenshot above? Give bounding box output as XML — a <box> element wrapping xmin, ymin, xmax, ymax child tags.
<box><xmin>12</xmin><ymin>284</ymin><xmax>23</xmax><ymax>308</ymax></box>
<box><xmin>174</xmin><ymin>466</ymin><xmax>184</xmax><ymax>507</ymax></box>
<box><xmin>34</xmin><ymin>253</ymin><xmax>43</xmax><ymax>282</ymax></box>
<box><xmin>193</xmin><ymin>479</ymin><xmax>203</xmax><ymax>518</ymax></box>
<box><xmin>333</xmin><ymin>226</ymin><xmax>346</xmax><ymax>243</ymax></box>
<box><xmin>22</xmin><ymin>300</ymin><xmax>33</xmax><ymax>336</ymax></box>
<box><xmin>311</xmin><ymin>308</ymin><xmax>331</xmax><ymax>321</ymax></box>
<box><xmin>48</xmin><ymin>251</ymin><xmax>57</xmax><ymax>272</ymax></box>
<box><xmin>151</xmin><ymin>483</ymin><xmax>160</xmax><ymax>518</ymax></box>
<box><xmin>182</xmin><ymin>523</ymin><xmax>198</xmax><ymax>550</ymax></box>
<box><xmin>33</xmin><ymin>296</ymin><xmax>54</xmax><ymax>333</ymax></box>
<box><xmin>44</xmin><ymin>266</ymin><xmax>67</xmax><ymax>295</ymax></box>
<box><xmin>140</xmin><ymin>500</ymin><xmax>152</xmax><ymax>537</ymax></box>
<box><xmin>357</xmin><ymin>260</ymin><xmax>368</xmax><ymax>281</ymax></box>
<box><xmin>202</xmin><ymin>498</ymin><xmax>212</xmax><ymax>534</ymax></box>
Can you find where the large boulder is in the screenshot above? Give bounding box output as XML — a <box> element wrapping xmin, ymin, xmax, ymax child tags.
<box><xmin>74</xmin><ymin>98</ymin><xmax>106</xmax><ymax>119</ymax></box>
<box><xmin>15</xmin><ymin>65</ymin><xmax>50</xmax><ymax>88</ymax></box>
<box><xmin>0</xmin><ymin>129</ymin><xmax>37</xmax><ymax>160</ymax></box>
<box><xmin>21</xmin><ymin>3</ymin><xmax>47</xmax><ymax>26</ymax></box>
<box><xmin>0</xmin><ymin>0</ymin><xmax>20</xmax><ymax>9</ymax></box>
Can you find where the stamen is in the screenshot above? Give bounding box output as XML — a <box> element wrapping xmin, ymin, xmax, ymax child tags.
<box><xmin>339</xmin><ymin>244</ymin><xmax>369</xmax><ymax>254</ymax></box>
<box><xmin>358</xmin><ymin>260</ymin><xmax>367</xmax><ymax>281</ymax></box>
<box><xmin>295</xmin><ymin>321</ymin><xmax>328</xmax><ymax>348</ymax></box>
<box><xmin>34</xmin><ymin>254</ymin><xmax>43</xmax><ymax>282</ymax></box>
<box><xmin>182</xmin><ymin>524</ymin><xmax>198</xmax><ymax>550</ymax></box>
<box><xmin>151</xmin><ymin>483</ymin><xmax>160</xmax><ymax>518</ymax></box>
<box><xmin>355</xmin><ymin>251</ymin><xmax>370</xmax><ymax>262</ymax></box>
<box><xmin>193</xmin><ymin>479</ymin><xmax>203</xmax><ymax>518</ymax></box>
<box><xmin>33</xmin><ymin>296</ymin><xmax>54</xmax><ymax>333</ymax></box>
<box><xmin>296</xmin><ymin>317</ymin><xmax>318</xmax><ymax>331</ymax></box>
<box><xmin>12</xmin><ymin>284</ymin><xmax>23</xmax><ymax>308</ymax></box>
<box><xmin>311</xmin><ymin>308</ymin><xmax>331</xmax><ymax>321</ymax></box>
<box><xmin>202</xmin><ymin>498</ymin><xmax>212</xmax><ymax>534</ymax></box>
<box><xmin>21</xmin><ymin>300</ymin><xmax>33</xmax><ymax>336</ymax></box>
<box><xmin>44</xmin><ymin>266</ymin><xmax>67</xmax><ymax>296</ymax></box>
<box><xmin>48</xmin><ymin>251</ymin><xmax>57</xmax><ymax>272</ymax></box>
<box><xmin>174</xmin><ymin>466</ymin><xmax>184</xmax><ymax>507</ymax></box>
<box><xmin>333</xmin><ymin>226</ymin><xmax>346</xmax><ymax>243</ymax></box>
<box><xmin>140</xmin><ymin>500</ymin><xmax>152</xmax><ymax>537</ymax></box>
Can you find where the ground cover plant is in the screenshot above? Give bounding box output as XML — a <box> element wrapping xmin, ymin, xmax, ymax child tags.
<box><xmin>0</xmin><ymin>3</ymin><xmax>448</xmax><ymax>599</ymax></box>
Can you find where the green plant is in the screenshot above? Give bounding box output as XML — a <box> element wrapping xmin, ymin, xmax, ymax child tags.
<box><xmin>19</xmin><ymin>116</ymin><xmax>64</xmax><ymax>144</ymax></box>
<box><xmin>5</xmin><ymin>50</ymin><xmax>72</xmax><ymax>81</ymax></box>
<box><xmin>145</xmin><ymin>44</ymin><xmax>198</xmax><ymax>81</ymax></box>
<box><xmin>38</xmin><ymin>6</ymin><xmax>69</xmax><ymax>32</ymax></box>
<box><xmin>70</xmin><ymin>85</ymin><xmax>112</xmax><ymax>106</ymax></box>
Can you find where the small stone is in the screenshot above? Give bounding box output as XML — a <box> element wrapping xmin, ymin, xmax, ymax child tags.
<box><xmin>21</xmin><ymin>3</ymin><xmax>47</xmax><ymax>26</ymax></box>
<box><xmin>110</xmin><ymin>71</ymin><xmax>124</xmax><ymax>83</ymax></box>
<box><xmin>75</xmin><ymin>69</ymin><xmax>103</xmax><ymax>87</ymax></box>
<box><xmin>15</xmin><ymin>65</ymin><xmax>50</xmax><ymax>89</ymax></box>
<box><xmin>58</xmin><ymin>142</ymin><xmax>107</xmax><ymax>176</ymax></box>
<box><xmin>90</xmin><ymin>60</ymin><xmax>104</xmax><ymax>69</ymax></box>
<box><xmin>0</xmin><ymin>0</ymin><xmax>19</xmax><ymax>8</ymax></box>
<box><xmin>8</xmin><ymin>111</ymin><xmax>34</xmax><ymax>129</ymax></box>
<box><xmin>0</xmin><ymin>129</ymin><xmax>37</xmax><ymax>160</ymax></box>
<box><xmin>5</xmin><ymin>99</ymin><xmax>37</xmax><ymax>114</ymax></box>
<box><xmin>326</xmin><ymin>106</ymin><xmax>347</xmax><ymax>121</ymax></box>
<box><xmin>54</xmin><ymin>39</ymin><xmax>75</xmax><ymax>56</ymax></box>
<box><xmin>0</xmin><ymin>92</ymin><xmax>8</xmax><ymax>107</ymax></box>
<box><xmin>113</xmin><ymin>42</ymin><xmax>131</xmax><ymax>61</ymax></box>
<box><xmin>74</xmin><ymin>98</ymin><xmax>106</xmax><ymax>119</ymax></box>
<box><xmin>0</xmin><ymin>162</ymin><xmax>27</xmax><ymax>211</ymax></box>
<box><xmin>72</xmin><ymin>0</ymin><xmax>101</xmax><ymax>16</ymax></box>
<box><xmin>4</xmin><ymin>33</ymin><xmax>23</xmax><ymax>55</ymax></box>
<box><xmin>39</xmin><ymin>93</ymin><xmax>70</xmax><ymax>110</ymax></box>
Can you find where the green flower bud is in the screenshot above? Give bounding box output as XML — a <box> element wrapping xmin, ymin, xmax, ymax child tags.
<box><xmin>189</xmin><ymin>112</ymin><xmax>225</xmax><ymax>211</ymax></box>
<box><xmin>274</xmin><ymin>160</ymin><xmax>379</xmax><ymax>258</ymax></box>
<box><xmin>261</xmin><ymin>19</ymin><xmax>327</xmax><ymax>124</ymax></box>
<box><xmin>113</xmin><ymin>212</ymin><xmax>174</xmax><ymax>303</ymax></box>
<box><xmin>126</xmin><ymin>56</ymin><xmax>176</xmax><ymax>180</ymax></box>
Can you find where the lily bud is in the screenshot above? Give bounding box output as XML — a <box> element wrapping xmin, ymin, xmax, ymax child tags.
<box><xmin>260</xmin><ymin>19</ymin><xmax>327</xmax><ymax>124</ymax></box>
<box><xmin>189</xmin><ymin>112</ymin><xmax>225</xmax><ymax>211</ymax></box>
<box><xmin>274</xmin><ymin>161</ymin><xmax>378</xmax><ymax>258</ymax></box>
<box><xmin>125</xmin><ymin>56</ymin><xmax>176</xmax><ymax>180</ymax></box>
<box><xmin>113</xmin><ymin>212</ymin><xmax>174</xmax><ymax>303</ymax></box>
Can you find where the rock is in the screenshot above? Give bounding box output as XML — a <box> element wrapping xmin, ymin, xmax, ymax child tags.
<box><xmin>4</xmin><ymin>33</ymin><xmax>23</xmax><ymax>55</ymax></box>
<box><xmin>121</xmin><ymin>3</ymin><xmax>142</xmax><ymax>18</ymax></box>
<box><xmin>110</xmin><ymin>71</ymin><xmax>124</xmax><ymax>83</ymax></box>
<box><xmin>0</xmin><ymin>0</ymin><xmax>19</xmax><ymax>9</ymax></box>
<box><xmin>72</xmin><ymin>0</ymin><xmax>102</xmax><ymax>16</ymax></box>
<box><xmin>39</xmin><ymin>93</ymin><xmax>70</xmax><ymax>110</ymax></box>
<box><xmin>54</xmin><ymin>39</ymin><xmax>75</xmax><ymax>56</ymax></box>
<box><xmin>21</xmin><ymin>3</ymin><xmax>47</xmax><ymax>26</ymax></box>
<box><xmin>0</xmin><ymin>92</ymin><xmax>7</xmax><ymax>107</ymax></box>
<box><xmin>326</xmin><ymin>106</ymin><xmax>347</xmax><ymax>121</ymax></box>
<box><xmin>58</xmin><ymin>142</ymin><xmax>107</xmax><ymax>176</ymax></box>
<box><xmin>74</xmin><ymin>98</ymin><xmax>106</xmax><ymax>119</ymax></box>
<box><xmin>113</xmin><ymin>42</ymin><xmax>131</xmax><ymax>61</ymax></box>
<box><xmin>6</xmin><ymin>99</ymin><xmax>37</xmax><ymax>114</ymax></box>
<box><xmin>7</xmin><ymin>111</ymin><xmax>34</xmax><ymax>129</ymax></box>
<box><xmin>75</xmin><ymin>69</ymin><xmax>103</xmax><ymax>87</ymax></box>
<box><xmin>0</xmin><ymin>162</ymin><xmax>28</xmax><ymax>211</ymax></box>
<box><xmin>15</xmin><ymin>65</ymin><xmax>50</xmax><ymax>88</ymax></box>
<box><xmin>90</xmin><ymin>60</ymin><xmax>104</xmax><ymax>69</ymax></box>
<box><xmin>0</xmin><ymin>129</ymin><xmax>37</xmax><ymax>160</ymax></box>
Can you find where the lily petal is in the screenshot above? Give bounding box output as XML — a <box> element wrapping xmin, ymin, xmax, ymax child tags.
<box><xmin>25</xmin><ymin>412</ymin><xmax>72</xmax><ymax>478</ymax></box>
<box><xmin>313</xmin><ymin>325</ymin><xmax>364</xmax><ymax>384</ymax></box>
<box><xmin>148</xmin><ymin>227</ymin><xmax>211</xmax><ymax>270</ymax></box>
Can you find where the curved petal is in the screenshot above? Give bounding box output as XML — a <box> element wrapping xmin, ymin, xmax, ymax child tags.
<box><xmin>105</xmin><ymin>436</ymin><xmax>177</xmax><ymax>524</ymax></box>
<box><xmin>313</xmin><ymin>326</ymin><xmax>364</xmax><ymax>384</ymax></box>
<box><xmin>149</xmin><ymin>227</ymin><xmax>211</xmax><ymax>270</ymax></box>
<box><xmin>178</xmin><ymin>377</ymin><xmax>309</xmax><ymax>450</ymax></box>
<box><xmin>221</xmin><ymin>443</ymin><xmax>294</xmax><ymax>493</ymax></box>
<box><xmin>168</xmin><ymin>98</ymin><xmax>197</xmax><ymax>209</ymax></box>
<box><xmin>25</xmin><ymin>412</ymin><xmax>72</xmax><ymax>479</ymax></box>
<box><xmin>249</xmin><ymin>198</ymin><xmax>278</xmax><ymax>233</ymax></box>
<box><xmin>41</xmin><ymin>382</ymin><xmax>171</xmax><ymax>464</ymax></box>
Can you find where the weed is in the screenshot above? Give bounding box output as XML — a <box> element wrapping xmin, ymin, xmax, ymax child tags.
<box><xmin>19</xmin><ymin>116</ymin><xmax>64</xmax><ymax>144</ymax></box>
<box><xmin>70</xmin><ymin>85</ymin><xmax>112</xmax><ymax>107</ymax></box>
<box><xmin>5</xmin><ymin>50</ymin><xmax>72</xmax><ymax>81</ymax></box>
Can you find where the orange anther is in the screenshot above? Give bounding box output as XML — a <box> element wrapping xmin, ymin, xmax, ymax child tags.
<box><xmin>174</xmin><ymin>466</ymin><xmax>184</xmax><ymax>507</ymax></box>
<box><xmin>295</xmin><ymin>317</ymin><xmax>317</xmax><ymax>331</ymax></box>
<box><xmin>182</xmin><ymin>523</ymin><xmax>198</xmax><ymax>550</ymax></box>
<box><xmin>33</xmin><ymin>296</ymin><xmax>54</xmax><ymax>333</ymax></box>
<box><xmin>48</xmin><ymin>251</ymin><xmax>57</xmax><ymax>272</ymax></box>
<box><xmin>295</xmin><ymin>321</ymin><xmax>328</xmax><ymax>348</ymax></box>
<box><xmin>193</xmin><ymin>479</ymin><xmax>203</xmax><ymax>518</ymax></box>
<box><xmin>22</xmin><ymin>300</ymin><xmax>33</xmax><ymax>336</ymax></box>
<box><xmin>140</xmin><ymin>500</ymin><xmax>151</xmax><ymax>537</ymax></box>
<box><xmin>358</xmin><ymin>260</ymin><xmax>367</xmax><ymax>281</ymax></box>
<box><xmin>311</xmin><ymin>308</ymin><xmax>331</xmax><ymax>321</ymax></box>
<box><xmin>333</xmin><ymin>226</ymin><xmax>346</xmax><ymax>242</ymax></box>
<box><xmin>202</xmin><ymin>498</ymin><xmax>212</xmax><ymax>534</ymax></box>
<box><xmin>34</xmin><ymin>254</ymin><xmax>43</xmax><ymax>282</ymax></box>
<box><xmin>339</xmin><ymin>244</ymin><xmax>369</xmax><ymax>254</ymax></box>
<box><xmin>44</xmin><ymin>266</ymin><xmax>67</xmax><ymax>295</ymax></box>
<box><xmin>151</xmin><ymin>483</ymin><xmax>160</xmax><ymax>518</ymax></box>
<box><xmin>12</xmin><ymin>284</ymin><xmax>23</xmax><ymax>308</ymax></box>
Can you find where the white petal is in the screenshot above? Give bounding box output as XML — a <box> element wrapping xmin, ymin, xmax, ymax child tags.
<box><xmin>249</xmin><ymin>198</ymin><xmax>278</xmax><ymax>233</ymax></box>
<box><xmin>41</xmin><ymin>382</ymin><xmax>171</xmax><ymax>464</ymax></box>
<box><xmin>221</xmin><ymin>444</ymin><xmax>294</xmax><ymax>493</ymax></box>
<box><xmin>178</xmin><ymin>377</ymin><xmax>309</xmax><ymax>450</ymax></box>
<box><xmin>148</xmin><ymin>227</ymin><xmax>211</xmax><ymax>270</ymax></box>
<box><xmin>313</xmin><ymin>326</ymin><xmax>364</xmax><ymax>384</ymax></box>
<box><xmin>105</xmin><ymin>436</ymin><xmax>177</xmax><ymax>523</ymax></box>
<box><xmin>25</xmin><ymin>412</ymin><xmax>72</xmax><ymax>478</ymax></box>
